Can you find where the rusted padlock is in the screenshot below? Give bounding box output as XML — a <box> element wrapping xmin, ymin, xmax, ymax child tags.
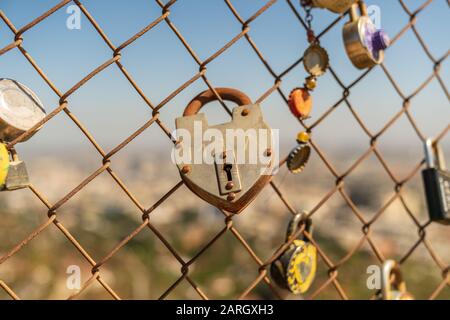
<box><xmin>0</xmin><ymin>78</ymin><xmax>46</xmax><ymax>142</ymax></box>
<box><xmin>380</xmin><ymin>260</ymin><xmax>414</xmax><ymax>300</ymax></box>
<box><xmin>309</xmin><ymin>0</ymin><xmax>358</xmax><ymax>14</ymax></box>
<box><xmin>343</xmin><ymin>1</ymin><xmax>390</xmax><ymax>69</ymax></box>
<box><xmin>174</xmin><ymin>88</ymin><xmax>274</xmax><ymax>213</ymax></box>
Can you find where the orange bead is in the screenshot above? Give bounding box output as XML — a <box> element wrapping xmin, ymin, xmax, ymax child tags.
<box><xmin>288</xmin><ymin>88</ymin><xmax>313</xmax><ymax>119</ymax></box>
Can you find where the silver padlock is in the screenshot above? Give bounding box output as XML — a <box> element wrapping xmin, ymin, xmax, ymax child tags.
<box><xmin>343</xmin><ymin>1</ymin><xmax>390</xmax><ymax>69</ymax></box>
<box><xmin>0</xmin><ymin>149</ymin><xmax>30</xmax><ymax>191</ymax></box>
<box><xmin>309</xmin><ymin>0</ymin><xmax>358</xmax><ymax>14</ymax></box>
<box><xmin>422</xmin><ymin>139</ymin><xmax>450</xmax><ymax>224</ymax></box>
<box><xmin>0</xmin><ymin>78</ymin><xmax>46</xmax><ymax>142</ymax></box>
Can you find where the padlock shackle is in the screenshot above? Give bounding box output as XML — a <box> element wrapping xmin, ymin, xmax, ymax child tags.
<box><xmin>286</xmin><ymin>211</ymin><xmax>312</xmax><ymax>242</ymax></box>
<box><xmin>435</xmin><ymin>142</ymin><xmax>447</xmax><ymax>171</ymax></box>
<box><xmin>359</xmin><ymin>0</ymin><xmax>368</xmax><ymax>16</ymax></box>
<box><xmin>424</xmin><ymin>138</ymin><xmax>447</xmax><ymax>170</ymax></box>
<box><xmin>424</xmin><ymin>139</ymin><xmax>435</xmax><ymax>168</ymax></box>
<box><xmin>381</xmin><ymin>260</ymin><xmax>407</xmax><ymax>300</ymax></box>
<box><xmin>183</xmin><ymin>88</ymin><xmax>252</xmax><ymax>117</ymax></box>
<box><xmin>9</xmin><ymin>147</ymin><xmax>19</xmax><ymax>162</ymax></box>
<box><xmin>349</xmin><ymin>0</ymin><xmax>367</xmax><ymax>21</ymax></box>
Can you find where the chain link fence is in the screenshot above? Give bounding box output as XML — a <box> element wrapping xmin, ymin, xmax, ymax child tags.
<box><xmin>0</xmin><ymin>0</ymin><xmax>449</xmax><ymax>300</ymax></box>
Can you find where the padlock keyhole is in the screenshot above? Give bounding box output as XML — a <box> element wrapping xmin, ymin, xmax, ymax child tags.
<box><xmin>224</xmin><ymin>163</ymin><xmax>233</xmax><ymax>181</ymax></box>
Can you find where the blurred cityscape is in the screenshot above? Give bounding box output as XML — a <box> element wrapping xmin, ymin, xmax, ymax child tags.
<box><xmin>0</xmin><ymin>149</ymin><xmax>449</xmax><ymax>300</ymax></box>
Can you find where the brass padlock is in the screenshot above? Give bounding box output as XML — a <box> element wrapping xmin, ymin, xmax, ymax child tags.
<box><xmin>380</xmin><ymin>260</ymin><xmax>414</xmax><ymax>300</ymax></box>
<box><xmin>0</xmin><ymin>78</ymin><xmax>46</xmax><ymax>142</ymax></box>
<box><xmin>270</xmin><ymin>212</ymin><xmax>317</xmax><ymax>294</ymax></box>
<box><xmin>309</xmin><ymin>0</ymin><xmax>358</xmax><ymax>14</ymax></box>
<box><xmin>0</xmin><ymin>145</ymin><xmax>30</xmax><ymax>191</ymax></box>
<box><xmin>343</xmin><ymin>1</ymin><xmax>390</xmax><ymax>69</ymax></box>
<box><xmin>174</xmin><ymin>88</ymin><xmax>274</xmax><ymax>214</ymax></box>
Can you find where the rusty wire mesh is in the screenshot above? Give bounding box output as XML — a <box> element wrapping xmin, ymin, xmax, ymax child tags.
<box><xmin>0</xmin><ymin>0</ymin><xmax>449</xmax><ymax>300</ymax></box>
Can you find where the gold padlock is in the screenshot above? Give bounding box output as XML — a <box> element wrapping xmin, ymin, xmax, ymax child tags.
<box><xmin>0</xmin><ymin>146</ymin><xmax>30</xmax><ymax>191</ymax></box>
<box><xmin>380</xmin><ymin>260</ymin><xmax>414</xmax><ymax>300</ymax></box>
<box><xmin>343</xmin><ymin>1</ymin><xmax>390</xmax><ymax>69</ymax></box>
<box><xmin>309</xmin><ymin>0</ymin><xmax>358</xmax><ymax>14</ymax></box>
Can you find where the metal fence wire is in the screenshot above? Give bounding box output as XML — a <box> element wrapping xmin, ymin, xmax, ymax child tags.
<box><xmin>0</xmin><ymin>0</ymin><xmax>449</xmax><ymax>300</ymax></box>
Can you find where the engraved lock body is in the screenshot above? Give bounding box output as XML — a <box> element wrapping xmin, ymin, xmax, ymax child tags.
<box><xmin>270</xmin><ymin>212</ymin><xmax>317</xmax><ymax>294</ymax></box>
<box><xmin>0</xmin><ymin>146</ymin><xmax>30</xmax><ymax>191</ymax></box>
<box><xmin>175</xmin><ymin>88</ymin><xmax>274</xmax><ymax>214</ymax></box>
<box><xmin>380</xmin><ymin>260</ymin><xmax>413</xmax><ymax>300</ymax></box>
<box><xmin>422</xmin><ymin>139</ymin><xmax>450</xmax><ymax>225</ymax></box>
<box><xmin>310</xmin><ymin>0</ymin><xmax>358</xmax><ymax>14</ymax></box>
<box><xmin>342</xmin><ymin>1</ymin><xmax>390</xmax><ymax>69</ymax></box>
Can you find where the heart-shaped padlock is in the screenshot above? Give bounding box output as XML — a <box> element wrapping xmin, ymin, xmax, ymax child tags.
<box><xmin>174</xmin><ymin>88</ymin><xmax>274</xmax><ymax>213</ymax></box>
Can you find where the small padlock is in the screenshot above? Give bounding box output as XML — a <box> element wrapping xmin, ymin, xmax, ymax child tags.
<box><xmin>0</xmin><ymin>79</ymin><xmax>46</xmax><ymax>142</ymax></box>
<box><xmin>175</xmin><ymin>88</ymin><xmax>274</xmax><ymax>214</ymax></box>
<box><xmin>342</xmin><ymin>1</ymin><xmax>390</xmax><ymax>69</ymax></box>
<box><xmin>309</xmin><ymin>0</ymin><xmax>358</xmax><ymax>14</ymax></box>
<box><xmin>422</xmin><ymin>139</ymin><xmax>450</xmax><ymax>225</ymax></box>
<box><xmin>270</xmin><ymin>212</ymin><xmax>317</xmax><ymax>294</ymax></box>
<box><xmin>0</xmin><ymin>146</ymin><xmax>30</xmax><ymax>191</ymax></box>
<box><xmin>380</xmin><ymin>260</ymin><xmax>414</xmax><ymax>300</ymax></box>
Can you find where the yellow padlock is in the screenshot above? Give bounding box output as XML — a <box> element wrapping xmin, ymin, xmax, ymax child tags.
<box><xmin>0</xmin><ymin>143</ymin><xmax>10</xmax><ymax>186</ymax></box>
<box><xmin>270</xmin><ymin>212</ymin><xmax>317</xmax><ymax>294</ymax></box>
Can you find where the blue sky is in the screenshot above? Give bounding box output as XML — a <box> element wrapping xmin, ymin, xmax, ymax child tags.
<box><xmin>0</xmin><ymin>0</ymin><xmax>448</xmax><ymax>161</ymax></box>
